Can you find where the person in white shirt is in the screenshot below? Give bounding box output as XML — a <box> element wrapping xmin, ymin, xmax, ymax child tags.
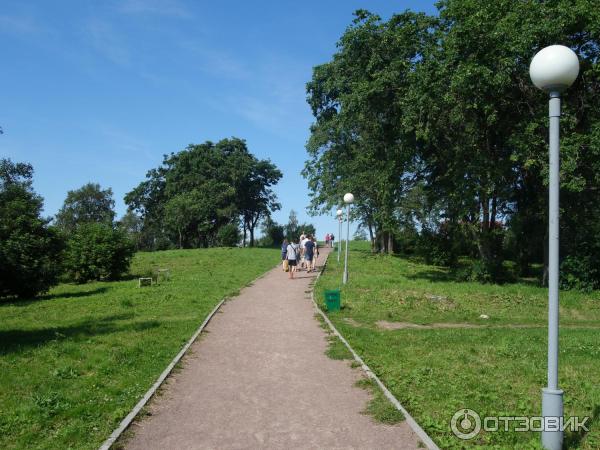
<box><xmin>300</xmin><ymin>235</ymin><xmax>310</xmax><ymax>269</ymax></box>
<box><xmin>286</xmin><ymin>239</ymin><xmax>299</xmax><ymax>279</ymax></box>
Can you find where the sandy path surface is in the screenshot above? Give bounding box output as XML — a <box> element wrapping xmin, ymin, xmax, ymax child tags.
<box><xmin>125</xmin><ymin>248</ymin><xmax>420</xmax><ymax>449</ymax></box>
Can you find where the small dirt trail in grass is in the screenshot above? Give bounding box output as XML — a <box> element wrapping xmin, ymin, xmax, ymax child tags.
<box><xmin>125</xmin><ymin>247</ymin><xmax>420</xmax><ymax>449</ymax></box>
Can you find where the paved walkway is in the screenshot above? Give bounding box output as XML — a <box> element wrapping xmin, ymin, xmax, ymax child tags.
<box><xmin>126</xmin><ymin>248</ymin><xmax>420</xmax><ymax>449</ymax></box>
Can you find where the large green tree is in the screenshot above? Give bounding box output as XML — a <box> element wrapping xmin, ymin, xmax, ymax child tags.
<box><xmin>125</xmin><ymin>138</ymin><xmax>281</xmax><ymax>249</ymax></box>
<box><xmin>304</xmin><ymin>10</ymin><xmax>435</xmax><ymax>253</ymax></box>
<box><xmin>0</xmin><ymin>159</ymin><xmax>64</xmax><ymax>298</ymax></box>
<box><xmin>305</xmin><ymin>1</ymin><xmax>600</xmax><ymax>285</ymax></box>
<box><xmin>408</xmin><ymin>0</ymin><xmax>600</xmax><ymax>279</ymax></box>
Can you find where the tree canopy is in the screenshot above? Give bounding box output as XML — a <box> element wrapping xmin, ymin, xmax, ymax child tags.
<box><xmin>125</xmin><ymin>138</ymin><xmax>282</xmax><ymax>249</ymax></box>
<box><xmin>304</xmin><ymin>0</ymin><xmax>600</xmax><ymax>285</ymax></box>
<box><xmin>55</xmin><ymin>183</ymin><xmax>116</xmax><ymax>232</ymax></box>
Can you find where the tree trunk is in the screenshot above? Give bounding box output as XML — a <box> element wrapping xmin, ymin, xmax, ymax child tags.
<box><xmin>490</xmin><ymin>194</ymin><xmax>497</xmax><ymax>228</ymax></box>
<box><xmin>242</xmin><ymin>221</ymin><xmax>247</xmax><ymax>247</ymax></box>
<box><xmin>249</xmin><ymin>213</ymin><xmax>260</xmax><ymax>248</ymax></box>
<box><xmin>387</xmin><ymin>231</ymin><xmax>394</xmax><ymax>254</ymax></box>
<box><xmin>367</xmin><ymin>222</ymin><xmax>375</xmax><ymax>253</ymax></box>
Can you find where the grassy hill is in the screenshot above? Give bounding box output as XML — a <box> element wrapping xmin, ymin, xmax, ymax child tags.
<box><xmin>316</xmin><ymin>242</ymin><xmax>600</xmax><ymax>449</ymax></box>
<box><xmin>0</xmin><ymin>247</ymin><xmax>279</xmax><ymax>450</ymax></box>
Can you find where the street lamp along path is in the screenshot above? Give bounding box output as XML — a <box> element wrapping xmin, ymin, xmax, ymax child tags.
<box><xmin>342</xmin><ymin>193</ymin><xmax>354</xmax><ymax>284</ymax></box>
<box><xmin>529</xmin><ymin>44</ymin><xmax>579</xmax><ymax>450</ymax></box>
<box><xmin>336</xmin><ymin>209</ymin><xmax>343</xmax><ymax>263</ymax></box>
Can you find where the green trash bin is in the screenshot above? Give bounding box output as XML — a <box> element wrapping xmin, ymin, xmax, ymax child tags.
<box><xmin>325</xmin><ymin>289</ymin><xmax>341</xmax><ymax>311</ymax></box>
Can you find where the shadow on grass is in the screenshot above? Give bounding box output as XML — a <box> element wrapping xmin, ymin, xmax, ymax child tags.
<box><xmin>565</xmin><ymin>404</ymin><xmax>600</xmax><ymax>449</ymax></box>
<box><xmin>401</xmin><ymin>260</ymin><xmax>542</xmax><ymax>287</ymax></box>
<box><xmin>404</xmin><ymin>268</ymin><xmax>457</xmax><ymax>283</ymax></box>
<box><xmin>1</xmin><ymin>287</ymin><xmax>111</xmax><ymax>307</ymax></box>
<box><xmin>384</xmin><ymin>251</ymin><xmax>545</xmax><ymax>287</ymax></box>
<box><xmin>41</xmin><ymin>287</ymin><xmax>110</xmax><ymax>300</ymax></box>
<box><xmin>0</xmin><ymin>313</ymin><xmax>161</xmax><ymax>355</ymax></box>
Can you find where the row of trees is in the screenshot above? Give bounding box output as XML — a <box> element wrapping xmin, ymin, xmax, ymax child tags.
<box><xmin>0</xmin><ymin>160</ymin><xmax>134</xmax><ymax>298</ymax></box>
<box><xmin>1</xmin><ymin>138</ymin><xmax>284</xmax><ymax>298</ymax></box>
<box><xmin>304</xmin><ymin>1</ymin><xmax>600</xmax><ymax>288</ymax></box>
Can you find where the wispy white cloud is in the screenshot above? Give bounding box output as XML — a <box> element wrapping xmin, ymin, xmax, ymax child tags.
<box><xmin>85</xmin><ymin>20</ymin><xmax>131</xmax><ymax>67</ymax></box>
<box><xmin>117</xmin><ymin>0</ymin><xmax>192</xmax><ymax>18</ymax></box>
<box><xmin>178</xmin><ymin>40</ymin><xmax>249</xmax><ymax>80</ymax></box>
<box><xmin>0</xmin><ymin>14</ymin><xmax>42</xmax><ymax>36</ymax></box>
<box><xmin>217</xmin><ymin>54</ymin><xmax>312</xmax><ymax>137</ymax></box>
<box><xmin>94</xmin><ymin>122</ymin><xmax>158</xmax><ymax>163</ymax></box>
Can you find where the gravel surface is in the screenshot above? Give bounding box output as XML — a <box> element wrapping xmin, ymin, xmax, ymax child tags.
<box><xmin>125</xmin><ymin>248</ymin><xmax>420</xmax><ymax>449</ymax></box>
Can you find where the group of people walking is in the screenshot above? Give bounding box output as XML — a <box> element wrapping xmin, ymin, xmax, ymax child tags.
<box><xmin>281</xmin><ymin>233</ymin><xmax>319</xmax><ymax>279</ymax></box>
<box><xmin>324</xmin><ymin>233</ymin><xmax>335</xmax><ymax>248</ymax></box>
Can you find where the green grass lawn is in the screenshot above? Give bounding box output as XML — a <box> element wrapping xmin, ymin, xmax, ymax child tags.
<box><xmin>316</xmin><ymin>242</ymin><xmax>600</xmax><ymax>449</ymax></box>
<box><xmin>0</xmin><ymin>247</ymin><xmax>279</xmax><ymax>450</ymax></box>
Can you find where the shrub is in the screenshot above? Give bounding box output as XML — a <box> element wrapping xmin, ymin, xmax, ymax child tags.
<box><xmin>461</xmin><ymin>258</ymin><xmax>512</xmax><ymax>284</ymax></box>
<box><xmin>418</xmin><ymin>228</ymin><xmax>457</xmax><ymax>266</ymax></box>
<box><xmin>560</xmin><ymin>255</ymin><xmax>600</xmax><ymax>292</ymax></box>
<box><xmin>64</xmin><ymin>223</ymin><xmax>135</xmax><ymax>283</ymax></box>
<box><xmin>216</xmin><ymin>223</ymin><xmax>240</xmax><ymax>247</ymax></box>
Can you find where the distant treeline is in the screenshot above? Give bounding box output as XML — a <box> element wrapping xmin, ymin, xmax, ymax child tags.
<box><xmin>0</xmin><ymin>137</ymin><xmax>292</xmax><ymax>299</ymax></box>
<box><xmin>304</xmin><ymin>1</ymin><xmax>600</xmax><ymax>289</ymax></box>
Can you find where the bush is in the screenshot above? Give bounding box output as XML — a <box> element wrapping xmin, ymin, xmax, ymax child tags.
<box><xmin>458</xmin><ymin>259</ymin><xmax>512</xmax><ymax>284</ymax></box>
<box><xmin>0</xmin><ymin>170</ymin><xmax>64</xmax><ymax>299</ymax></box>
<box><xmin>560</xmin><ymin>255</ymin><xmax>600</xmax><ymax>292</ymax></box>
<box><xmin>216</xmin><ymin>223</ymin><xmax>240</xmax><ymax>247</ymax></box>
<box><xmin>395</xmin><ymin>228</ymin><xmax>419</xmax><ymax>254</ymax></box>
<box><xmin>64</xmin><ymin>223</ymin><xmax>135</xmax><ymax>283</ymax></box>
<box><xmin>418</xmin><ymin>228</ymin><xmax>457</xmax><ymax>266</ymax></box>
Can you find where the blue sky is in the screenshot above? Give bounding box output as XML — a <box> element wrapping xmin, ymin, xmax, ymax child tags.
<box><xmin>1</xmin><ymin>0</ymin><xmax>437</xmax><ymax>239</ymax></box>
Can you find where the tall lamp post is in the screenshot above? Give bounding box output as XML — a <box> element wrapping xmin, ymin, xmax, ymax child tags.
<box><xmin>530</xmin><ymin>44</ymin><xmax>579</xmax><ymax>450</ymax></box>
<box><xmin>336</xmin><ymin>209</ymin><xmax>343</xmax><ymax>263</ymax></box>
<box><xmin>342</xmin><ymin>193</ymin><xmax>354</xmax><ymax>284</ymax></box>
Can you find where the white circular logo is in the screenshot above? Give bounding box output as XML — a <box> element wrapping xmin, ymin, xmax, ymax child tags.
<box><xmin>451</xmin><ymin>409</ymin><xmax>481</xmax><ymax>440</ymax></box>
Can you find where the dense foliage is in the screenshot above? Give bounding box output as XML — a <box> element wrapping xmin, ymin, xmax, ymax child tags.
<box><xmin>125</xmin><ymin>138</ymin><xmax>282</xmax><ymax>249</ymax></box>
<box><xmin>0</xmin><ymin>159</ymin><xmax>64</xmax><ymax>298</ymax></box>
<box><xmin>55</xmin><ymin>183</ymin><xmax>115</xmax><ymax>233</ymax></box>
<box><xmin>54</xmin><ymin>181</ymin><xmax>135</xmax><ymax>283</ymax></box>
<box><xmin>304</xmin><ymin>0</ymin><xmax>600</xmax><ymax>286</ymax></box>
<box><xmin>63</xmin><ymin>223</ymin><xmax>135</xmax><ymax>283</ymax></box>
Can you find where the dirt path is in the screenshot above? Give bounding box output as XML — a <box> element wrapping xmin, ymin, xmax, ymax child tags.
<box><xmin>125</xmin><ymin>248</ymin><xmax>420</xmax><ymax>449</ymax></box>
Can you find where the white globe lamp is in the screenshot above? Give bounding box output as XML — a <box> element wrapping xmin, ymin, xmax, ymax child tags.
<box><xmin>530</xmin><ymin>45</ymin><xmax>579</xmax><ymax>92</ymax></box>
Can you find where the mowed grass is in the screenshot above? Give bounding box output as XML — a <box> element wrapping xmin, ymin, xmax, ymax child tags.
<box><xmin>0</xmin><ymin>247</ymin><xmax>279</xmax><ymax>450</ymax></box>
<box><xmin>316</xmin><ymin>242</ymin><xmax>600</xmax><ymax>449</ymax></box>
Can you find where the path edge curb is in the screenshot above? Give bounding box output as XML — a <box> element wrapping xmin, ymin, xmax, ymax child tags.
<box><xmin>311</xmin><ymin>251</ymin><xmax>440</xmax><ymax>450</ymax></box>
<box><xmin>98</xmin><ymin>264</ymin><xmax>277</xmax><ymax>450</ymax></box>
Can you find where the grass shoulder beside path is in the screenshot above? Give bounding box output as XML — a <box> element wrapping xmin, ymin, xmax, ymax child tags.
<box><xmin>0</xmin><ymin>247</ymin><xmax>279</xmax><ymax>450</ymax></box>
<box><xmin>316</xmin><ymin>242</ymin><xmax>600</xmax><ymax>449</ymax></box>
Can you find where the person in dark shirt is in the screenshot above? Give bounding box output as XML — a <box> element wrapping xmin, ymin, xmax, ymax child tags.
<box><xmin>304</xmin><ymin>235</ymin><xmax>316</xmax><ymax>273</ymax></box>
